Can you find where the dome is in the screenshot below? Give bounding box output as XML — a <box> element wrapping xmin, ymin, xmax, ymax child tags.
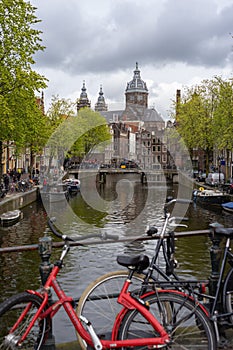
<box><xmin>125</xmin><ymin>62</ymin><xmax>148</xmax><ymax>94</ymax></box>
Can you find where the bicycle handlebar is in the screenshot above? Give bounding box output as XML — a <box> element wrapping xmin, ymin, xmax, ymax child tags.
<box><xmin>170</xmin><ymin>216</ymin><xmax>189</xmax><ymax>222</ymax></box>
<box><xmin>48</xmin><ymin>218</ymin><xmax>75</xmax><ymax>242</ymax></box>
<box><xmin>75</xmin><ymin>232</ymin><xmax>119</xmax><ymax>241</ymax></box>
<box><xmin>164</xmin><ymin>198</ymin><xmax>192</xmax><ymax>208</ymax></box>
<box><xmin>47</xmin><ymin>218</ymin><xmax>119</xmax><ymax>242</ymax></box>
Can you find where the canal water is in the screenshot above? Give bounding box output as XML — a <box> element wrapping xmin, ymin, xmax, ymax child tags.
<box><xmin>0</xmin><ymin>179</ymin><xmax>233</xmax><ymax>343</ymax></box>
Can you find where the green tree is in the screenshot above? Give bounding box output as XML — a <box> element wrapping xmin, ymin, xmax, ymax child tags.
<box><xmin>175</xmin><ymin>82</ymin><xmax>217</xmax><ymax>173</ymax></box>
<box><xmin>212</xmin><ymin>78</ymin><xmax>233</xmax><ymax>149</ymax></box>
<box><xmin>212</xmin><ymin>77</ymin><xmax>233</xmax><ymax>178</ymax></box>
<box><xmin>0</xmin><ymin>0</ymin><xmax>47</xmax><ymax>176</ymax></box>
<box><xmin>45</xmin><ymin>99</ymin><xmax>111</xmax><ymax>172</ymax></box>
<box><xmin>45</xmin><ymin>95</ymin><xmax>76</xmax><ymax>169</ymax></box>
<box><xmin>46</xmin><ymin>95</ymin><xmax>76</xmax><ymax>128</ymax></box>
<box><xmin>69</xmin><ymin>108</ymin><xmax>111</xmax><ymax>160</ymax></box>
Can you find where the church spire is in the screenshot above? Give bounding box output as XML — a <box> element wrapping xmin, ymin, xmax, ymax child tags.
<box><xmin>95</xmin><ymin>85</ymin><xmax>108</xmax><ymax>112</ymax></box>
<box><xmin>77</xmin><ymin>80</ymin><xmax>91</xmax><ymax>112</ymax></box>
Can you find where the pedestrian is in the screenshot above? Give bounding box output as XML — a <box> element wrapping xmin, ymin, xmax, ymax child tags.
<box><xmin>43</xmin><ymin>177</ymin><xmax>48</xmax><ymax>191</ymax></box>
<box><xmin>3</xmin><ymin>174</ymin><xmax>10</xmax><ymax>192</ymax></box>
<box><xmin>229</xmin><ymin>183</ymin><xmax>233</xmax><ymax>194</ymax></box>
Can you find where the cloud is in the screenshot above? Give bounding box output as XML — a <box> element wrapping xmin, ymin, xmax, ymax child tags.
<box><xmin>31</xmin><ymin>0</ymin><xmax>233</xmax><ymax>117</ymax></box>
<box><xmin>34</xmin><ymin>0</ymin><xmax>233</xmax><ymax>72</ymax></box>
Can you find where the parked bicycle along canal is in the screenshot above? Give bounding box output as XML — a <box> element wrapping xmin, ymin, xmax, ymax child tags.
<box><xmin>0</xmin><ymin>179</ymin><xmax>233</xmax><ymax>344</ymax></box>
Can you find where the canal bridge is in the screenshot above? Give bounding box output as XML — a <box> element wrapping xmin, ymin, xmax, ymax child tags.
<box><xmin>67</xmin><ymin>167</ymin><xmax>179</xmax><ymax>184</ymax></box>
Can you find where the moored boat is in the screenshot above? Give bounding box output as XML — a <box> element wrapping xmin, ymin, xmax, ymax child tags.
<box><xmin>0</xmin><ymin>209</ymin><xmax>21</xmax><ymax>227</ymax></box>
<box><xmin>64</xmin><ymin>178</ymin><xmax>80</xmax><ymax>195</ymax></box>
<box><xmin>221</xmin><ymin>202</ymin><xmax>233</xmax><ymax>213</ymax></box>
<box><xmin>192</xmin><ymin>188</ymin><xmax>229</xmax><ymax>205</ymax></box>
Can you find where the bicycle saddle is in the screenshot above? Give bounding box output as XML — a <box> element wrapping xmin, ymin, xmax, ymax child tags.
<box><xmin>117</xmin><ymin>254</ymin><xmax>150</xmax><ymax>271</ymax></box>
<box><xmin>215</xmin><ymin>227</ymin><xmax>233</xmax><ymax>238</ymax></box>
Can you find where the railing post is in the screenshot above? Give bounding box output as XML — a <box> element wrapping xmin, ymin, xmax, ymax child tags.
<box><xmin>38</xmin><ymin>232</ymin><xmax>56</xmax><ymax>350</ymax></box>
<box><xmin>141</xmin><ymin>172</ymin><xmax>146</xmax><ymax>184</ymax></box>
<box><xmin>208</xmin><ymin>222</ymin><xmax>223</xmax><ymax>296</ymax></box>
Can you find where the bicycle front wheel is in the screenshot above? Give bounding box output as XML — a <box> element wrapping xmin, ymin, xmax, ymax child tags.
<box><xmin>118</xmin><ymin>291</ymin><xmax>216</xmax><ymax>350</ymax></box>
<box><xmin>0</xmin><ymin>291</ymin><xmax>49</xmax><ymax>350</ymax></box>
<box><xmin>77</xmin><ymin>270</ymin><xmax>144</xmax><ymax>349</ymax></box>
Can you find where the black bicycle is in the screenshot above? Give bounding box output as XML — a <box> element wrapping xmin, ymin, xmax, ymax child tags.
<box><xmin>77</xmin><ymin>198</ymin><xmax>233</xmax><ymax>349</ymax></box>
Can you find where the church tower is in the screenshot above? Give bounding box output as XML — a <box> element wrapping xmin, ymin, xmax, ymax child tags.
<box><xmin>77</xmin><ymin>81</ymin><xmax>91</xmax><ymax>112</ymax></box>
<box><xmin>125</xmin><ymin>62</ymin><xmax>148</xmax><ymax>109</ymax></box>
<box><xmin>95</xmin><ymin>85</ymin><xmax>108</xmax><ymax>112</ymax></box>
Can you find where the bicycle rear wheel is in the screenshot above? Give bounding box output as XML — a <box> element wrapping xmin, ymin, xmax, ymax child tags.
<box><xmin>117</xmin><ymin>291</ymin><xmax>216</xmax><ymax>350</ymax></box>
<box><xmin>77</xmin><ymin>270</ymin><xmax>144</xmax><ymax>350</ymax></box>
<box><xmin>223</xmin><ymin>267</ymin><xmax>233</xmax><ymax>324</ymax></box>
<box><xmin>0</xmin><ymin>291</ymin><xmax>49</xmax><ymax>350</ymax></box>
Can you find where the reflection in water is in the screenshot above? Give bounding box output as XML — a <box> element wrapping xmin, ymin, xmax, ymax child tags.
<box><xmin>0</xmin><ymin>200</ymin><xmax>47</xmax><ymax>300</ymax></box>
<box><xmin>0</xmin><ymin>184</ymin><xmax>233</xmax><ymax>343</ymax></box>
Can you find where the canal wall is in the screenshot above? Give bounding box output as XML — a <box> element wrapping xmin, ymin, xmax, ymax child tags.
<box><xmin>0</xmin><ymin>187</ymin><xmax>39</xmax><ymax>215</ymax></box>
<box><xmin>98</xmin><ymin>171</ymin><xmax>142</xmax><ymax>185</ymax></box>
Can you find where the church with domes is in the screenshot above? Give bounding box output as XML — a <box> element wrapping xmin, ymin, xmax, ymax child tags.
<box><xmin>76</xmin><ymin>62</ymin><xmax>164</xmax><ymax>130</ymax></box>
<box><xmin>75</xmin><ymin>63</ymin><xmax>168</xmax><ymax>170</ymax></box>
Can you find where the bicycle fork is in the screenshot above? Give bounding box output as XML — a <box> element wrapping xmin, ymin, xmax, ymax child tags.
<box><xmin>80</xmin><ymin>315</ymin><xmax>103</xmax><ymax>350</ymax></box>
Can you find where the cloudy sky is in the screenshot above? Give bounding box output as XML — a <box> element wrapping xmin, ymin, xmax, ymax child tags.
<box><xmin>31</xmin><ymin>0</ymin><xmax>233</xmax><ymax>120</ymax></box>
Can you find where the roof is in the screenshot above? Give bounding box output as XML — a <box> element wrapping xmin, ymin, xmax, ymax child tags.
<box><xmin>100</xmin><ymin>107</ymin><xmax>164</xmax><ymax>124</ymax></box>
<box><xmin>100</xmin><ymin>110</ymin><xmax>124</xmax><ymax>123</ymax></box>
<box><xmin>143</xmin><ymin>108</ymin><xmax>164</xmax><ymax>123</ymax></box>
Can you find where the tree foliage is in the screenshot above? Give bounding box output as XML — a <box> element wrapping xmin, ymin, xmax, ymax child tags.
<box><xmin>212</xmin><ymin>78</ymin><xmax>233</xmax><ymax>150</ymax></box>
<box><xmin>46</xmin><ymin>95</ymin><xmax>76</xmax><ymax>129</ymax></box>
<box><xmin>0</xmin><ymin>0</ymin><xmax>47</xmax><ymax>174</ymax></box>
<box><xmin>69</xmin><ymin>108</ymin><xmax>112</xmax><ymax>159</ymax></box>
<box><xmin>174</xmin><ymin>77</ymin><xmax>233</xmax><ymax>172</ymax></box>
<box><xmin>176</xmin><ymin>85</ymin><xmax>214</xmax><ymax>151</ymax></box>
<box><xmin>45</xmin><ymin>97</ymin><xmax>111</xmax><ymax>170</ymax></box>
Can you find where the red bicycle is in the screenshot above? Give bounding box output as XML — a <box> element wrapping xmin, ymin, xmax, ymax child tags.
<box><xmin>0</xmin><ymin>219</ymin><xmax>216</xmax><ymax>349</ymax></box>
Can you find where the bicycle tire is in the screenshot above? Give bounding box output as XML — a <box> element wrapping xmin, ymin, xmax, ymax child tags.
<box><xmin>223</xmin><ymin>267</ymin><xmax>233</xmax><ymax>324</ymax></box>
<box><xmin>77</xmin><ymin>270</ymin><xmax>144</xmax><ymax>350</ymax></box>
<box><xmin>117</xmin><ymin>291</ymin><xmax>216</xmax><ymax>350</ymax></box>
<box><xmin>0</xmin><ymin>291</ymin><xmax>49</xmax><ymax>350</ymax></box>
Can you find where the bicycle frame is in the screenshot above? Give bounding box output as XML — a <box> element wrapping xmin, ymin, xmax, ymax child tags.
<box><xmin>15</xmin><ymin>243</ymin><xmax>171</xmax><ymax>349</ymax></box>
<box><xmin>111</xmin><ymin>287</ymin><xmax>211</xmax><ymax>341</ymax></box>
